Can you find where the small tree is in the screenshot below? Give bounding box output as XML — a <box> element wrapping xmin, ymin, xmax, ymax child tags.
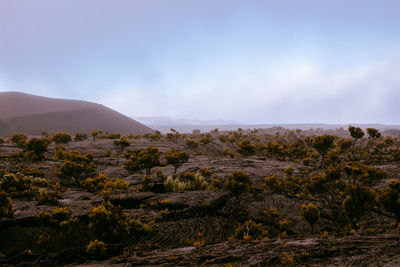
<box><xmin>164</xmin><ymin>149</ymin><xmax>189</xmax><ymax>174</ymax></box>
<box><xmin>113</xmin><ymin>137</ymin><xmax>131</xmax><ymax>159</ymax></box>
<box><xmin>91</xmin><ymin>129</ymin><xmax>103</xmax><ymax>143</ymax></box>
<box><xmin>379</xmin><ymin>180</ymin><xmax>400</xmax><ymax>228</ymax></box>
<box><xmin>52</xmin><ymin>132</ymin><xmax>72</xmax><ymax>144</ymax></box>
<box><xmin>301</xmin><ymin>203</ymin><xmax>320</xmax><ymax>233</ymax></box>
<box><xmin>348</xmin><ymin>125</ymin><xmax>364</xmax><ymax>141</ymax></box>
<box><xmin>312</xmin><ymin>135</ymin><xmax>335</xmax><ymax>166</ymax></box>
<box><xmin>366</xmin><ymin>128</ymin><xmax>381</xmax><ymax>139</ymax></box>
<box><xmin>342</xmin><ymin>183</ymin><xmax>377</xmax><ymax>229</ymax></box>
<box><xmin>137</xmin><ymin>147</ymin><xmax>161</xmax><ymax>175</ymax></box>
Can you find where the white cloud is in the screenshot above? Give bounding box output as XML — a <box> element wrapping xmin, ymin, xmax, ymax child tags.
<box><xmin>92</xmin><ymin>56</ymin><xmax>400</xmax><ymax>124</ymax></box>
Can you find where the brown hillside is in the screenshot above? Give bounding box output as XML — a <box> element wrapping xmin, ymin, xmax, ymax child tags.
<box><xmin>0</xmin><ymin>91</ymin><xmax>153</xmax><ymax>136</ymax></box>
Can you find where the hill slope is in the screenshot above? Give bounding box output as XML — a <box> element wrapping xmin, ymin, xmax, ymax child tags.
<box><xmin>0</xmin><ymin>91</ymin><xmax>153</xmax><ymax>136</ymax></box>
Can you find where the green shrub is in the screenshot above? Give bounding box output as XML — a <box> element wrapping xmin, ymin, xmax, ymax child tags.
<box><xmin>301</xmin><ymin>203</ymin><xmax>320</xmax><ymax>233</ymax></box>
<box><xmin>124</xmin><ymin>147</ymin><xmax>161</xmax><ymax>175</ymax></box>
<box><xmin>74</xmin><ymin>133</ymin><xmax>88</xmax><ymax>141</ymax></box>
<box><xmin>379</xmin><ymin>180</ymin><xmax>400</xmax><ymax>227</ymax></box>
<box><xmin>199</xmin><ymin>134</ymin><xmax>213</xmax><ymax>145</ymax></box>
<box><xmin>342</xmin><ymin>184</ymin><xmax>377</xmax><ymax>229</ymax></box>
<box><xmin>25</xmin><ymin>137</ymin><xmax>50</xmax><ymax>161</ymax></box>
<box><xmin>52</xmin><ymin>132</ymin><xmax>72</xmax><ymax>144</ymax></box>
<box><xmin>0</xmin><ymin>191</ymin><xmax>13</xmax><ymax>218</ymax></box>
<box><xmin>164</xmin><ymin>149</ymin><xmax>189</xmax><ymax>174</ymax></box>
<box><xmin>225</xmin><ymin>170</ymin><xmax>251</xmax><ymax>202</ymax></box>
<box><xmin>236</xmin><ymin>139</ymin><xmax>256</xmax><ymax>157</ymax></box>
<box><xmin>81</xmin><ymin>173</ymin><xmax>129</xmax><ymax>193</ymax></box>
<box><xmin>185</xmin><ymin>138</ymin><xmax>199</xmax><ymax>149</ymax></box>
<box><xmin>36</xmin><ymin>189</ymin><xmax>60</xmax><ymax>205</ymax></box>
<box><xmin>58</xmin><ymin>151</ymin><xmax>96</xmax><ymax>184</ymax></box>
<box><xmin>86</xmin><ymin>240</ymin><xmax>107</xmax><ymax>259</ymax></box>
<box><xmin>207</xmin><ymin>174</ymin><xmax>223</xmax><ymax>190</ymax></box>
<box><xmin>164</xmin><ymin>176</ymin><xmax>186</xmax><ymax>192</ymax></box>
<box><xmin>89</xmin><ymin>201</ymin><xmax>151</xmax><ymax>243</ymax></box>
<box><xmin>10</xmin><ymin>132</ymin><xmax>28</xmax><ymax>148</ymax></box>
<box><xmin>187</xmin><ymin>173</ymin><xmax>208</xmax><ymax>190</ymax></box>
<box><xmin>113</xmin><ymin>137</ymin><xmax>131</xmax><ymax>158</ymax></box>
<box><xmin>234</xmin><ymin>219</ymin><xmax>268</xmax><ymax>241</ymax></box>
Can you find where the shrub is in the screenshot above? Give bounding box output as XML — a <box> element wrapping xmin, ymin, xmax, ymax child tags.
<box><xmin>124</xmin><ymin>149</ymin><xmax>142</xmax><ymax>173</ymax></box>
<box><xmin>281</xmin><ymin>252</ymin><xmax>295</xmax><ymax>265</ymax></box>
<box><xmin>224</xmin><ymin>149</ymin><xmax>236</xmax><ymax>158</ymax></box>
<box><xmin>234</xmin><ymin>219</ymin><xmax>268</xmax><ymax>241</ymax></box>
<box><xmin>36</xmin><ymin>207</ymin><xmax>81</xmax><ymax>253</ymax></box>
<box><xmin>52</xmin><ymin>132</ymin><xmax>72</xmax><ymax>144</ymax></box>
<box><xmin>164</xmin><ymin>176</ymin><xmax>186</xmax><ymax>192</ymax></box>
<box><xmin>225</xmin><ymin>170</ymin><xmax>251</xmax><ymax>202</ymax></box>
<box><xmin>80</xmin><ymin>173</ymin><xmax>129</xmax><ymax>193</ymax></box>
<box><xmin>16</xmin><ymin>167</ymin><xmax>45</xmax><ymax>178</ymax></box>
<box><xmin>164</xmin><ymin>149</ymin><xmax>189</xmax><ymax>173</ymax></box>
<box><xmin>0</xmin><ymin>191</ymin><xmax>13</xmax><ymax>218</ymax></box>
<box><xmin>200</xmin><ymin>167</ymin><xmax>212</xmax><ymax>178</ymax></box>
<box><xmin>312</xmin><ymin>135</ymin><xmax>335</xmax><ymax>166</ymax></box>
<box><xmin>264</xmin><ymin>175</ymin><xmax>284</xmax><ymax>193</ymax></box>
<box><xmin>284</xmin><ymin>165</ymin><xmax>294</xmax><ymax>178</ymax></box>
<box><xmin>58</xmin><ymin>151</ymin><xmax>96</xmax><ymax>184</ymax></box>
<box><xmin>104</xmin><ymin>133</ymin><xmax>121</xmax><ymax>139</ymax></box>
<box><xmin>342</xmin><ymin>184</ymin><xmax>377</xmax><ymax>229</ymax></box>
<box><xmin>348</xmin><ymin>125</ymin><xmax>365</xmax><ymax>141</ymax></box>
<box><xmin>89</xmin><ymin>201</ymin><xmax>151</xmax><ymax>243</ymax></box>
<box><xmin>265</xmin><ymin>141</ymin><xmax>286</xmax><ymax>159</ymax></box>
<box><xmin>91</xmin><ymin>129</ymin><xmax>103</xmax><ymax>143</ymax></box>
<box><xmin>207</xmin><ymin>174</ymin><xmax>223</xmax><ymax>190</ymax></box>
<box><xmin>367</xmin><ymin>128</ymin><xmax>381</xmax><ymax>139</ymax></box>
<box><xmin>25</xmin><ymin>137</ymin><xmax>50</xmax><ymax>161</ymax></box>
<box><xmin>0</xmin><ymin>172</ymin><xmax>48</xmax><ymax>193</ymax></box>
<box><xmin>279</xmin><ymin>218</ymin><xmax>293</xmax><ymax>232</ymax></box>
<box><xmin>187</xmin><ymin>173</ymin><xmax>208</xmax><ymax>190</ymax></box>
<box><xmin>86</xmin><ymin>240</ymin><xmax>107</xmax><ymax>259</ymax></box>
<box><xmin>113</xmin><ymin>137</ymin><xmax>131</xmax><ymax>158</ymax></box>
<box><xmin>124</xmin><ymin>147</ymin><xmax>161</xmax><ymax>175</ymax></box>
<box><xmin>301</xmin><ymin>203</ymin><xmax>320</xmax><ymax>233</ymax></box>
<box><xmin>36</xmin><ymin>189</ymin><xmax>60</xmax><ymax>205</ymax></box>
<box><xmin>236</xmin><ymin>139</ymin><xmax>256</xmax><ymax>157</ymax></box>
<box><xmin>137</xmin><ymin>147</ymin><xmax>161</xmax><ymax>175</ymax></box>
<box><xmin>199</xmin><ymin>134</ymin><xmax>213</xmax><ymax>145</ymax></box>
<box><xmin>379</xmin><ymin>180</ymin><xmax>400</xmax><ymax>227</ymax></box>
<box><xmin>74</xmin><ymin>133</ymin><xmax>88</xmax><ymax>142</ymax></box>
<box><xmin>10</xmin><ymin>132</ymin><xmax>28</xmax><ymax>148</ymax></box>
<box><xmin>185</xmin><ymin>138</ymin><xmax>199</xmax><ymax>149</ymax></box>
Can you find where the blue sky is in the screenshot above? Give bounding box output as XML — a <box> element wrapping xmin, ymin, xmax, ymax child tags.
<box><xmin>1</xmin><ymin>0</ymin><xmax>400</xmax><ymax>124</ymax></box>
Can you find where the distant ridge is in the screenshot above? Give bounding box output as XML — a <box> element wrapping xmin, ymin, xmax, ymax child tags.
<box><xmin>0</xmin><ymin>91</ymin><xmax>153</xmax><ymax>136</ymax></box>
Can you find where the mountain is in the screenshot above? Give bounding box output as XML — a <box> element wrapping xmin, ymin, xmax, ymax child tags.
<box><xmin>0</xmin><ymin>91</ymin><xmax>153</xmax><ymax>136</ymax></box>
<box><xmin>134</xmin><ymin>116</ymin><xmax>238</xmax><ymax>126</ymax></box>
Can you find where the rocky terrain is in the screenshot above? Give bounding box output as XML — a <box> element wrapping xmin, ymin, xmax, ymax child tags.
<box><xmin>0</xmin><ymin>127</ymin><xmax>399</xmax><ymax>266</ymax></box>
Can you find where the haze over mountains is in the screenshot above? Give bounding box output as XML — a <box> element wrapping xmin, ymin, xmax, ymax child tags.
<box><xmin>0</xmin><ymin>92</ymin><xmax>153</xmax><ymax>136</ymax></box>
<box><xmin>135</xmin><ymin>116</ymin><xmax>400</xmax><ymax>134</ymax></box>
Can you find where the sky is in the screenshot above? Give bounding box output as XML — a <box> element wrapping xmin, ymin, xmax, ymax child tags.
<box><xmin>1</xmin><ymin>0</ymin><xmax>400</xmax><ymax>124</ymax></box>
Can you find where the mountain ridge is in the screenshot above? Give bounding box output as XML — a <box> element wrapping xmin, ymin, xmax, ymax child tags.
<box><xmin>0</xmin><ymin>91</ymin><xmax>153</xmax><ymax>136</ymax></box>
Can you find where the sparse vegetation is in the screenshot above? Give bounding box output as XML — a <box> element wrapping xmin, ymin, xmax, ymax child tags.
<box><xmin>1</xmin><ymin>127</ymin><xmax>400</xmax><ymax>265</ymax></box>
